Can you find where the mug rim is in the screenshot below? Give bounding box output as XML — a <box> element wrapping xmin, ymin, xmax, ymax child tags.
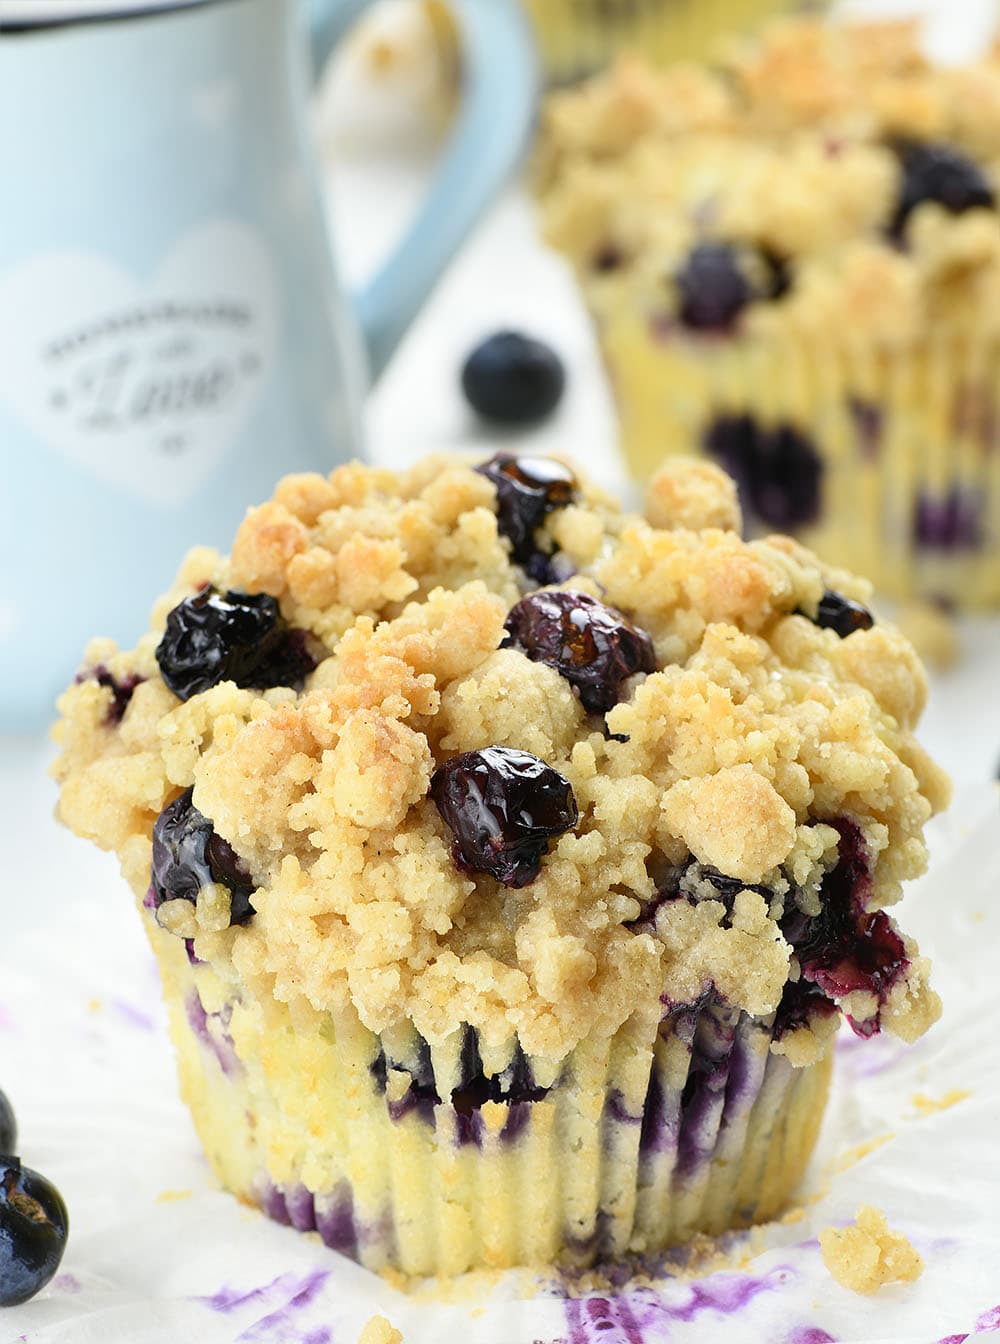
<box><xmin>0</xmin><ymin>0</ymin><xmax>238</xmax><ymax>29</ymax></box>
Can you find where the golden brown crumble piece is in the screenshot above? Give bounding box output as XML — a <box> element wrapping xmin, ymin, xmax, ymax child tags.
<box><xmin>820</xmin><ymin>1205</ymin><xmax>925</xmax><ymax>1294</ymax></box>
<box><xmin>52</xmin><ymin>453</ymin><xmax>946</xmax><ymax>1067</ymax></box>
<box><xmin>358</xmin><ymin>1317</ymin><xmax>402</xmax><ymax>1344</ymax></box>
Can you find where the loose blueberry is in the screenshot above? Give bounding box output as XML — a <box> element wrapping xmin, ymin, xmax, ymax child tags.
<box><xmin>811</xmin><ymin>590</ymin><xmax>875</xmax><ymax>638</ymax></box>
<box><xmin>477</xmin><ymin>452</ymin><xmax>577</xmax><ymax>580</ymax></box>
<box><xmin>890</xmin><ymin>140</ymin><xmax>994</xmax><ymax>239</ymax></box>
<box><xmin>0</xmin><ymin>1091</ymin><xmax>15</xmax><ymax>1155</ymax></box>
<box><xmin>780</xmin><ymin>819</ymin><xmax>908</xmax><ymax>1033</ymax></box>
<box><xmin>675</xmin><ymin>243</ymin><xmax>787</xmax><ymax>333</ymax></box>
<box><xmin>703</xmin><ymin>414</ymin><xmax>823</xmax><ymax>529</ymax></box>
<box><xmin>502</xmin><ymin>590</ymin><xmax>655</xmax><ymax>714</ymax></box>
<box><xmin>155</xmin><ymin>587</ymin><xmax>316</xmax><ymax>702</ymax></box>
<box><xmin>461</xmin><ymin>331</ymin><xmax>566</xmax><ymax>426</ymax></box>
<box><xmin>430</xmin><ymin>746</ymin><xmax>578</xmax><ymax>888</ymax></box>
<box><xmin>75</xmin><ymin>665</ymin><xmax>144</xmax><ymax>726</ymax></box>
<box><xmin>0</xmin><ymin>1160</ymin><xmax>69</xmax><ymax>1307</ymax></box>
<box><xmin>151</xmin><ymin>787</ymin><xmax>255</xmax><ymax>930</ymax></box>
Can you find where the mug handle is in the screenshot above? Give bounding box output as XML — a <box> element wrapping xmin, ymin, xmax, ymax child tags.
<box><xmin>308</xmin><ymin>0</ymin><xmax>538</xmax><ymax>380</ymax></box>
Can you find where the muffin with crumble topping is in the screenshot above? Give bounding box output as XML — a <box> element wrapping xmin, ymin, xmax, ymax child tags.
<box><xmin>538</xmin><ymin>18</ymin><xmax>1000</xmax><ymax>607</ymax></box>
<box><xmin>52</xmin><ymin>451</ymin><xmax>947</xmax><ymax>1276</ymax></box>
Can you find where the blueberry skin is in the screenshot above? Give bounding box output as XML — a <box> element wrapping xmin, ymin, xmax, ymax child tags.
<box><xmin>461</xmin><ymin>332</ymin><xmax>566</xmax><ymax>426</ymax></box>
<box><xmin>0</xmin><ymin>1159</ymin><xmax>69</xmax><ymax>1307</ymax></box>
<box><xmin>890</xmin><ymin>140</ymin><xmax>994</xmax><ymax>239</ymax></box>
<box><xmin>0</xmin><ymin>1092</ymin><xmax>15</xmax><ymax>1156</ymax></box>
<box><xmin>812</xmin><ymin>590</ymin><xmax>875</xmax><ymax>638</ymax></box>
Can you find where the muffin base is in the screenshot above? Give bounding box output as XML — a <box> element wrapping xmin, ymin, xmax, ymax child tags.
<box><xmin>156</xmin><ymin>925</ymin><xmax>832</xmax><ymax>1277</ymax></box>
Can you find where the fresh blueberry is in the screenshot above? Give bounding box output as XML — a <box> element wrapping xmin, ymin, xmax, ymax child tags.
<box><xmin>461</xmin><ymin>331</ymin><xmax>566</xmax><ymax>426</ymax></box>
<box><xmin>810</xmin><ymin>590</ymin><xmax>875</xmax><ymax>638</ymax></box>
<box><xmin>155</xmin><ymin>587</ymin><xmax>316</xmax><ymax>702</ymax></box>
<box><xmin>430</xmin><ymin>746</ymin><xmax>578</xmax><ymax>888</ymax></box>
<box><xmin>0</xmin><ymin>1091</ymin><xmax>15</xmax><ymax>1155</ymax></box>
<box><xmin>675</xmin><ymin>243</ymin><xmax>787</xmax><ymax>333</ymax></box>
<box><xmin>477</xmin><ymin>452</ymin><xmax>577</xmax><ymax>580</ymax></box>
<box><xmin>502</xmin><ymin>590</ymin><xmax>655</xmax><ymax>714</ymax></box>
<box><xmin>0</xmin><ymin>1159</ymin><xmax>69</xmax><ymax>1307</ymax></box>
<box><xmin>75</xmin><ymin>665</ymin><xmax>144</xmax><ymax>726</ymax></box>
<box><xmin>703</xmin><ymin>414</ymin><xmax>823</xmax><ymax>529</ymax></box>
<box><xmin>890</xmin><ymin>140</ymin><xmax>994</xmax><ymax>239</ymax></box>
<box><xmin>151</xmin><ymin>787</ymin><xmax>255</xmax><ymax>930</ymax></box>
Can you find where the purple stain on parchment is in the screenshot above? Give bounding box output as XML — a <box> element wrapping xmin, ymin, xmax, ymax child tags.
<box><xmin>52</xmin><ymin>1272</ymin><xmax>82</xmax><ymax>1294</ymax></box>
<box><xmin>194</xmin><ymin>1270</ymin><xmax>330</xmax><ymax>1344</ymax></box>
<box><xmin>936</xmin><ymin>1335</ymin><xmax>969</xmax><ymax>1343</ymax></box>
<box><xmin>787</xmin><ymin>1330</ymin><xmax>837</xmax><ymax>1344</ymax></box>
<box><xmin>565</xmin><ymin>1266</ymin><xmax>793</xmax><ymax>1341</ymax></box>
<box><xmin>834</xmin><ymin>1031</ymin><xmax>905</xmax><ymax>1079</ymax></box>
<box><xmin>0</xmin><ymin>1004</ymin><xmax>15</xmax><ymax>1032</ymax></box>
<box><xmin>111</xmin><ymin>997</ymin><xmax>155</xmax><ymax>1031</ymax></box>
<box><xmin>976</xmin><ymin>1305</ymin><xmax>1000</xmax><ymax>1331</ymax></box>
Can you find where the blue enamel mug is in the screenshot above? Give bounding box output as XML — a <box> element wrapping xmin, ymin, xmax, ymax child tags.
<box><xmin>0</xmin><ymin>0</ymin><xmax>537</xmax><ymax>730</ymax></box>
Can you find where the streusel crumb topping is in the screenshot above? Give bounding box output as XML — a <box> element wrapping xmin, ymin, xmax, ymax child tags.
<box><xmin>52</xmin><ymin>454</ymin><xmax>947</xmax><ymax>1066</ymax></box>
<box><xmin>538</xmin><ymin>19</ymin><xmax>1000</xmax><ymax>339</ymax></box>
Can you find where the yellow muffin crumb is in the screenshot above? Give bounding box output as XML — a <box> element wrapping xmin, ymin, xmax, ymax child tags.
<box><xmin>819</xmin><ymin>1205</ymin><xmax>924</xmax><ymax>1294</ymax></box>
<box><xmin>358</xmin><ymin>1317</ymin><xmax>402</xmax><ymax>1344</ymax></box>
<box><xmin>911</xmin><ymin>1087</ymin><xmax>970</xmax><ymax>1114</ymax></box>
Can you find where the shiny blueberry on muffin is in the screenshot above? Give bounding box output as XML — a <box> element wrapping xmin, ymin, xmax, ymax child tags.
<box><xmin>430</xmin><ymin>746</ymin><xmax>578</xmax><ymax>887</ymax></box>
<box><xmin>156</xmin><ymin>587</ymin><xmax>316</xmax><ymax>701</ymax></box>
<box><xmin>502</xmin><ymin>589</ymin><xmax>655</xmax><ymax>714</ymax></box>
<box><xmin>151</xmin><ymin>787</ymin><xmax>255</xmax><ymax>932</ymax></box>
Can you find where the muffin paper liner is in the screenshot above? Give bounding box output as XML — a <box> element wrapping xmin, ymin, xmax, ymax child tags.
<box><xmin>4</xmin><ymin>788</ymin><xmax>999</xmax><ymax>1341</ymax></box>
<box><xmin>604</xmin><ymin>319</ymin><xmax>1000</xmax><ymax>606</ymax></box>
<box><xmin>162</xmin><ymin>938</ymin><xmax>831</xmax><ymax>1277</ymax></box>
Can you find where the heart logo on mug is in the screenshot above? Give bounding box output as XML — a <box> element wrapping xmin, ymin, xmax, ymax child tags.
<box><xmin>0</xmin><ymin>221</ymin><xmax>278</xmax><ymax>507</ymax></box>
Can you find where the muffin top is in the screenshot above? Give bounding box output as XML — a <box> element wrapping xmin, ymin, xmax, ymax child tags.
<box><xmin>52</xmin><ymin>453</ymin><xmax>947</xmax><ymax>1069</ymax></box>
<box><xmin>538</xmin><ymin>19</ymin><xmax>1000</xmax><ymax>341</ymax></box>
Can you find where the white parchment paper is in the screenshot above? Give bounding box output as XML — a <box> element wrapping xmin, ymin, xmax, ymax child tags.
<box><xmin>2</xmin><ymin>786</ymin><xmax>998</xmax><ymax>1344</ymax></box>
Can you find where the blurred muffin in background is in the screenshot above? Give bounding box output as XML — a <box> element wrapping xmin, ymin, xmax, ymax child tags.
<box><xmin>537</xmin><ymin>19</ymin><xmax>1000</xmax><ymax>608</ymax></box>
<box><xmin>518</xmin><ymin>0</ymin><xmax>829</xmax><ymax>85</ymax></box>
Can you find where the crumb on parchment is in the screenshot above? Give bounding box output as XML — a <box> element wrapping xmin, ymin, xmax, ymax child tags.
<box><xmin>820</xmin><ymin>1205</ymin><xmax>924</xmax><ymax>1294</ymax></box>
<box><xmin>358</xmin><ymin>1316</ymin><xmax>402</xmax><ymax>1344</ymax></box>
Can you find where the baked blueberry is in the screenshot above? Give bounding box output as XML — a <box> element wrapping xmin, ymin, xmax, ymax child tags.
<box><xmin>155</xmin><ymin>587</ymin><xmax>316</xmax><ymax>702</ymax></box>
<box><xmin>75</xmin><ymin>665</ymin><xmax>144</xmax><ymax>726</ymax></box>
<box><xmin>781</xmin><ymin>819</ymin><xmax>908</xmax><ymax>1029</ymax></box>
<box><xmin>502</xmin><ymin>590</ymin><xmax>655</xmax><ymax>714</ymax></box>
<box><xmin>890</xmin><ymin>140</ymin><xmax>994</xmax><ymax>239</ymax></box>
<box><xmin>0</xmin><ymin>1090</ymin><xmax>15</xmax><ymax>1155</ymax></box>
<box><xmin>703</xmin><ymin>414</ymin><xmax>823</xmax><ymax>529</ymax></box>
<box><xmin>675</xmin><ymin>243</ymin><xmax>787</xmax><ymax>333</ymax></box>
<box><xmin>914</xmin><ymin>488</ymin><xmax>983</xmax><ymax>550</ymax></box>
<box><xmin>430</xmin><ymin>746</ymin><xmax>578</xmax><ymax>888</ymax></box>
<box><xmin>461</xmin><ymin>331</ymin><xmax>566</xmax><ymax>426</ymax></box>
<box><xmin>477</xmin><ymin>452</ymin><xmax>577</xmax><ymax>580</ymax></box>
<box><xmin>811</xmin><ymin>590</ymin><xmax>875</xmax><ymax>637</ymax></box>
<box><xmin>151</xmin><ymin>787</ymin><xmax>255</xmax><ymax>930</ymax></box>
<box><xmin>0</xmin><ymin>1159</ymin><xmax>69</xmax><ymax>1307</ymax></box>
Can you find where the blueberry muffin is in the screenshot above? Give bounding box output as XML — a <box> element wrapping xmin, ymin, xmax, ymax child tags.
<box><xmin>52</xmin><ymin>452</ymin><xmax>947</xmax><ymax>1275</ymax></box>
<box><xmin>538</xmin><ymin>19</ymin><xmax>1000</xmax><ymax>607</ymax></box>
<box><xmin>427</xmin><ymin>0</ymin><xmax>825</xmax><ymax>88</ymax></box>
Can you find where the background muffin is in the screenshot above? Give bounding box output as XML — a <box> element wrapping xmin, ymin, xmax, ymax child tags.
<box><xmin>538</xmin><ymin>19</ymin><xmax>1000</xmax><ymax>607</ymax></box>
<box><xmin>52</xmin><ymin>453</ymin><xmax>946</xmax><ymax>1275</ymax></box>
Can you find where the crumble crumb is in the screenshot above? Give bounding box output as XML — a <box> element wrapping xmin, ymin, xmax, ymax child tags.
<box><xmin>819</xmin><ymin>1205</ymin><xmax>924</xmax><ymax>1294</ymax></box>
<box><xmin>358</xmin><ymin>1318</ymin><xmax>402</xmax><ymax>1344</ymax></box>
<box><xmin>911</xmin><ymin>1087</ymin><xmax>971</xmax><ymax>1114</ymax></box>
